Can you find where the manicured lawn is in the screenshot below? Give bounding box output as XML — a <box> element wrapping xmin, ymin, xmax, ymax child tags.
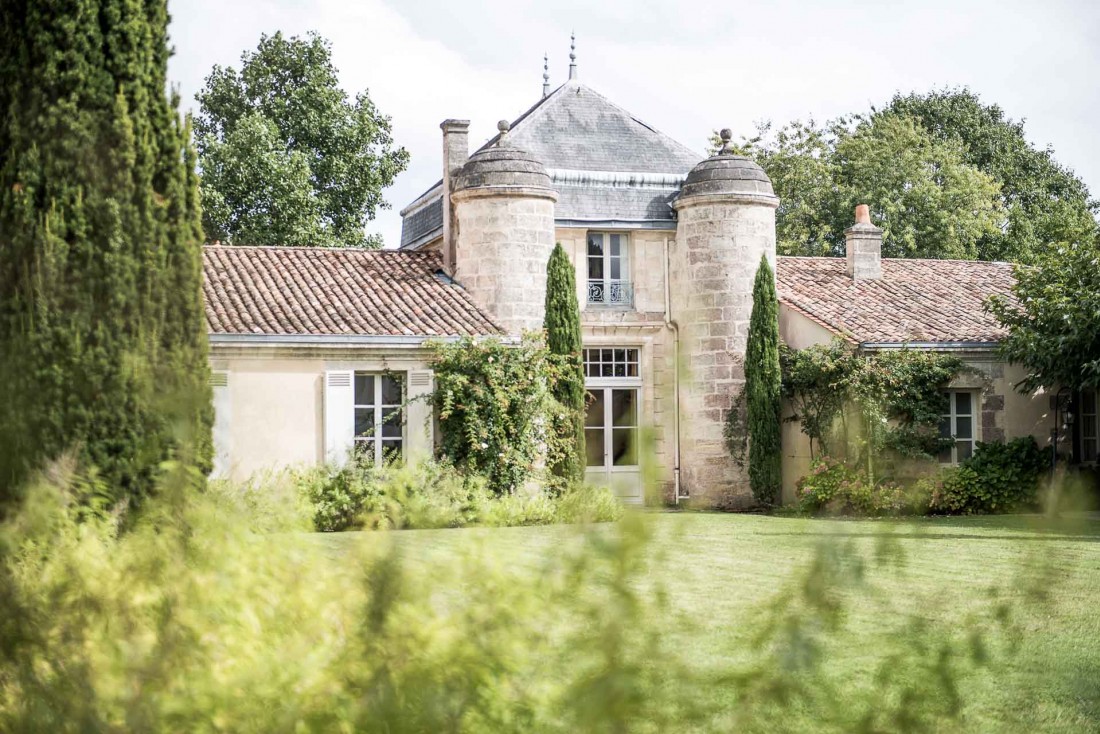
<box><xmin>310</xmin><ymin>512</ymin><xmax>1100</xmax><ymax>733</ymax></box>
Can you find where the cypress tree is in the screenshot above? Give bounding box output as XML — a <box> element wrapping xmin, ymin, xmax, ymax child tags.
<box><xmin>745</xmin><ymin>253</ymin><xmax>782</xmax><ymax>505</ymax></box>
<box><xmin>543</xmin><ymin>243</ymin><xmax>586</xmax><ymax>482</ymax></box>
<box><xmin>0</xmin><ymin>0</ymin><xmax>212</xmax><ymax>510</ymax></box>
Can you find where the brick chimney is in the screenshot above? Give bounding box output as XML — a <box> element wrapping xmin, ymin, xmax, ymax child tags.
<box><xmin>440</xmin><ymin>119</ymin><xmax>470</xmax><ymax>274</ymax></box>
<box><xmin>845</xmin><ymin>204</ymin><xmax>882</xmax><ymax>280</ymax></box>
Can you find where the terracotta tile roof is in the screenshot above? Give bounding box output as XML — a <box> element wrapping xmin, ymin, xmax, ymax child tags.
<box><xmin>202</xmin><ymin>245</ymin><xmax>503</xmax><ymax>338</ymax></box>
<box><xmin>775</xmin><ymin>256</ymin><xmax>1016</xmax><ymax>345</ymax></box>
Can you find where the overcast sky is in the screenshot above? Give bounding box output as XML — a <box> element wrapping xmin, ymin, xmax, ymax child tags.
<box><xmin>167</xmin><ymin>0</ymin><xmax>1100</xmax><ymax>248</ymax></box>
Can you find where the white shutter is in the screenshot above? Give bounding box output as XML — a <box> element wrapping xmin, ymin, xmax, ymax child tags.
<box><xmin>324</xmin><ymin>370</ymin><xmax>355</xmax><ymax>467</ymax></box>
<box><xmin>210</xmin><ymin>371</ymin><xmax>232</xmax><ymax>479</ymax></box>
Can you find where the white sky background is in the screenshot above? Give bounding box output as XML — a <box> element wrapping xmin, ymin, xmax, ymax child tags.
<box><xmin>167</xmin><ymin>0</ymin><xmax>1100</xmax><ymax>249</ymax></box>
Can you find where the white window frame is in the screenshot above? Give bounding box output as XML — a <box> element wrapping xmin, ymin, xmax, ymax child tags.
<box><xmin>583</xmin><ymin>348</ymin><xmax>642</xmax><ymax>472</ymax></box>
<box><xmin>586</xmin><ymin>231</ymin><xmax>632</xmax><ymax>307</ymax></box>
<box><xmin>353</xmin><ymin>372</ymin><xmax>406</xmax><ymax>466</ymax></box>
<box><xmin>1080</xmin><ymin>389</ymin><xmax>1098</xmax><ymax>464</ymax></box>
<box><xmin>939</xmin><ymin>389</ymin><xmax>980</xmax><ymax>464</ymax></box>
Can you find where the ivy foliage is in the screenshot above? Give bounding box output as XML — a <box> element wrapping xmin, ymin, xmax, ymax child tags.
<box><xmin>429</xmin><ymin>335</ymin><xmax>576</xmax><ymax>494</ymax></box>
<box><xmin>196</xmin><ymin>32</ymin><xmax>409</xmax><ymax>247</ymax></box>
<box><xmin>745</xmin><ymin>255</ymin><xmax>782</xmax><ymax>505</ymax></box>
<box><xmin>0</xmin><ymin>0</ymin><xmax>212</xmax><ymax>510</ymax></box>
<box><xmin>544</xmin><ymin>243</ymin><xmax>587</xmax><ymax>483</ymax></box>
<box><xmin>781</xmin><ymin>342</ymin><xmax>966</xmax><ymax>477</ymax></box>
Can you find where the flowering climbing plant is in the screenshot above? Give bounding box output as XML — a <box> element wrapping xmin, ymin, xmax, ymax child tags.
<box><xmin>429</xmin><ymin>334</ymin><xmax>576</xmax><ymax>495</ymax></box>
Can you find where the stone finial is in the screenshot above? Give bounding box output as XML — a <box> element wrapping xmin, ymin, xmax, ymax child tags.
<box><xmin>496</xmin><ymin>119</ymin><xmax>510</xmax><ymax>145</ymax></box>
<box><xmin>568</xmin><ymin>32</ymin><xmax>577</xmax><ymax>80</ymax></box>
<box><xmin>718</xmin><ymin>128</ymin><xmax>733</xmax><ymax>155</ymax></box>
<box><xmin>542</xmin><ymin>53</ymin><xmax>550</xmax><ymax>97</ymax></box>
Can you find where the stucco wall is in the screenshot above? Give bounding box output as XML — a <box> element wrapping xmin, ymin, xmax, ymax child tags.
<box><xmin>777</xmin><ymin>309</ymin><xmax>1056</xmax><ymax>503</ymax></box>
<box><xmin>209</xmin><ymin>347</ymin><xmax>436</xmax><ymax>483</ymax></box>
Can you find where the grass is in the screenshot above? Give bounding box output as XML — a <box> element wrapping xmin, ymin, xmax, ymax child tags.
<box><xmin>310</xmin><ymin>511</ymin><xmax>1100</xmax><ymax>733</ymax></box>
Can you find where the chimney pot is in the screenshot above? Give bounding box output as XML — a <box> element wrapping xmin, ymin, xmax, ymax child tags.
<box><xmin>845</xmin><ymin>204</ymin><xmax>883</xmax><ymax>281</ymax></box>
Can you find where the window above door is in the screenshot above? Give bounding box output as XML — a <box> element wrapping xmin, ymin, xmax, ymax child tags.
<box><xmin>586</xmin><ymin>232</ymin><xmax>633</xmax><ymax>307</ymax></box>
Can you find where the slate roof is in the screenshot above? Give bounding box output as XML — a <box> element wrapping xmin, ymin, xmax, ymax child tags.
<box><xmin>484</xmin><ymin>81</ymin><xmax>702</xmax><ymax>174</ymax></box>
<box><xmin>776</xmin><ymin>256</ymin><xmax>1016</xmax><ymax>345</ymax></box>
<box><xmin>399</xmin><ymin>80</ymin><xmax>704</xmax><ymax>248</ymax></box>
<box><xmin>203</xmin><ymin>245</ymin><xmax>502</xmax><ymax>338</ymax></box>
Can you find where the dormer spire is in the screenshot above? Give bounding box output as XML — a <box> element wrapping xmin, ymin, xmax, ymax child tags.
<box><xmin>542</xmin><ymin>53</ymin><xmax>550</xmax><ymax>97</ymax></box>
<box><xmin>568</xmin><ymin>32</ymin><xmax>577</xmax><ymax>80</ymax></box>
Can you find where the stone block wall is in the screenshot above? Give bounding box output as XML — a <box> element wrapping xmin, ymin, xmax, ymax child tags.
<box><xmin>555</xmin><ymin>227</ymin><xmax>672</xmax><ymax>324</ymax></box>
<box><xmin>452</xmin><ymin>193</ymin><xmax>556</xmax><ymax>335</ymax></box>
<box><xmin>670</xmin><ymin>201</ymin><xmax>777</xmax><ymax>508</ymax></box>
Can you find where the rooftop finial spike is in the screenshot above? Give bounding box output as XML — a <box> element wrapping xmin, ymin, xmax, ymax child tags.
<box><xmin>496</xmin><ymin>119</ymin><xmax>510</xmax><ymax>146</ymax></box>
<box><xmin>542</xmin><ymin>52</ymin><xmax>550</xmax><ymax>97</ymax></box>
<box><xmin>568</xmin><ymin>31</ymin><xmax>577</xmax><ymax>80</ymax></box>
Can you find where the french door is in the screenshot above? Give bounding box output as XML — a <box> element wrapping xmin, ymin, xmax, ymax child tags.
<box><xmin>583</xmin><ymin>348</ymin><xmax>642</xmax><ymax>503</ymax></box>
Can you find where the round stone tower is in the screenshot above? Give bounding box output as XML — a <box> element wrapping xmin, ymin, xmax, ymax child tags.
<box><xmin>450</xmin><ymin>121</ymin><xmax>558</xmax><ymax>335</ymax></box>
<box><xmin>670</xmin><ymin>129</ymin><xmax>779</xmax><ymax>508</ymax></box>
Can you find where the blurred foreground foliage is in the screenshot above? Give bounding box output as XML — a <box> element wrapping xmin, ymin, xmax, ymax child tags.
<box><xmin>0</xmin><ymin>459</ymin><xmax>1072</xmax><ymax>732</ymax></box>
<box><xmin>289</xmin><ymin>459</ymin><xmax>623</xmax><ymax>532</ymax></box>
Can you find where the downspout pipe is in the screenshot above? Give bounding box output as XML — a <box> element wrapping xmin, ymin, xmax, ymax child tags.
<box><xmin>663</xmin><ymin>235</ymin><xmax>682</xmax><ymax>504</ymax></box>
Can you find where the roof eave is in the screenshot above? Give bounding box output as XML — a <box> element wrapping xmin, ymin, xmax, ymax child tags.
<box><xmin>858</xmin><ymin>341</ymin><xmax>1001</xmax><ymax>351</ymax></box>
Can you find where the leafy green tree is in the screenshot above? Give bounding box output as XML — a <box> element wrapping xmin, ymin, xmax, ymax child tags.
<box><xmin>720</xmin><ymin>88</ymin><xmax>1099</xmax><ymax>263</ymax></box>
<box><xmin>725</xmin><ymin>116</ymin><xmax>1002</xmax><ymax>260</ymax></box>
<box><xmin>745</xmin><ymin>254</ymin><xmax>782</xmax><ymax>505</ymax></box>
<box><xmin>0</xmin><ymin>0</ymin><xmax>212</xmax><ymax>509</ymax></box>
<box><xmin>883</xmin><ymin>88</ymin><xmax>1098</xmax><ymax>262</ymax></box>
<box><xmin>196</xmin><ymin>32</ymin><xmax>409</xmax><ymax>247</ymax></box>
<box><xmin>988</xmin><ymin>239</ymin><xmax>1100</xmax><ymax>391</ymax></box>
<box><xmin>544</xmin><ymin>243</ymin><xmax>586</xmax><ymax>482</ymax></box>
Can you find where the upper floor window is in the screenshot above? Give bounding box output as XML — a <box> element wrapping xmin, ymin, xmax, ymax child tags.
<box><xmin>938</xmin><ymin>390</ymin><xmax>978</xmax><ymax>464</ymax></box>
<box><xmin>353</xmin><ymin>372</ymin><xmax>404</xmax><ymax>466</ymax></box>
<box><xmin>587</xmin><ymin>232</ymin><xmax>632</xmax><ymax>307</ymax></box>
<box><xmin>1081</xmin><ymin>389</ymin><xmax>1098</xmax><ymax>464</ymax></box>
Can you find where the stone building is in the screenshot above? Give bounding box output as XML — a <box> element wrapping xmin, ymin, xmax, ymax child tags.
<box><xmin>203</xmin><ymin>58</ymin><xmax>1096</xmax><ymax>506</ymax></box>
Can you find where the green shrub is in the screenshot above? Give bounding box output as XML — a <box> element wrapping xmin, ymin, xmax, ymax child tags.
<box><xmin>796</xmin><ymin>458</ymin><xmax>926</xmax><ymax>516</ymax></box>
<box><xmin>296</xmin><ymin>461</ymin><xmax>623</xmax><ymax>532</ymax></box>
<box><xmin>929</xmin><ymin>437</ymin><xmax>1048</xmax><ymax>514</ymax></box>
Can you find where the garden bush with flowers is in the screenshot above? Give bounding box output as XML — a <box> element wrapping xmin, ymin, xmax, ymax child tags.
<box><xmin>429</xmin><ymin>334</ymin><xmax>582</xmax><ymax>495</ymax></box>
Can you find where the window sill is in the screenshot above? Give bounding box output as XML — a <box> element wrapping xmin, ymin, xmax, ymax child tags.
<box><xmin>585</xmin><ymin>303</ymin><xmax>636</xmax><ymax>312</ymax></box>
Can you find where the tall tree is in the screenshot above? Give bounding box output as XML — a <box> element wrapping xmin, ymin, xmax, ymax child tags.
<box><xmin>721</xmin><ymin>87</ymin><xmax>1098</xmax><ymax>263</ymax></box>
<box><xmin>544</xmin><ymin>243</ymin><xmax>586</xmax><ymax>482</ymax></box>
<box><xmin>0</xmin><ymin>0</ymin><xmax>211</xmax><ymax>508</ymax></box>
<box><xmin>883</xmin><ymin>88</ymin><xmax>1098</xmax><ymax>263</ymax></box>
<box><xmin>745</xmin><ymin>254</ymin><xmax>782</xmax><ymax>505</ymax></box>
<box><xmin>725</xmin><ymin>116</ymin><xmax>1002</xmax><ymax>261</ymax></box>
<box><xmin>988</xmin><ymin>238</ymin><xmax>1100</xmax><ymax>391</ymax></box>
<box><xmin>196</xmin><ymin>32</ymin><xmax>409</xmax><ymax>247</ymax></box>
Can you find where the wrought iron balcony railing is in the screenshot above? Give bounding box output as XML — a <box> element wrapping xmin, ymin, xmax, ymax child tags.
<box><xmin>587</xmin><ymin>279</ymin><xmax>633</xmax><ymax>307</ymax></box>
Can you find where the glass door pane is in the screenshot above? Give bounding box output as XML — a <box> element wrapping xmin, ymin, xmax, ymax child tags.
<box><xmin>585</xmin><ymin>389</ymin><xmax>606</xmax><ymax>468</ymax></box>
<box><xmin>610</xmin><ymin>389</ymin><xmax>637</xmax><ymax>467</ymax></box>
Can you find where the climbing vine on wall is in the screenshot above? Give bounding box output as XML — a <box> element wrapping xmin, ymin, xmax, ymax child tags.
<box><xmin>428</xmin><ymin>334</ymin><xmax>577</xmax><ymax>494</ymax></box>
<box><xmin>778</xmin><ymin>341</ymin><xmax>968</xmax><ymax>479</ymax></box>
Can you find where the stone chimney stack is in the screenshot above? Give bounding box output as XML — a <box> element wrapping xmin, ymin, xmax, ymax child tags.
<box><xmin>845</xmin><ymin>204</ymin><xmax>882</xmax><ymax>280</ymax></box>
<box><xmin>440</xmin><ymin>119</ymin><xmax>470</xmax><ymax>274</ymax></box>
